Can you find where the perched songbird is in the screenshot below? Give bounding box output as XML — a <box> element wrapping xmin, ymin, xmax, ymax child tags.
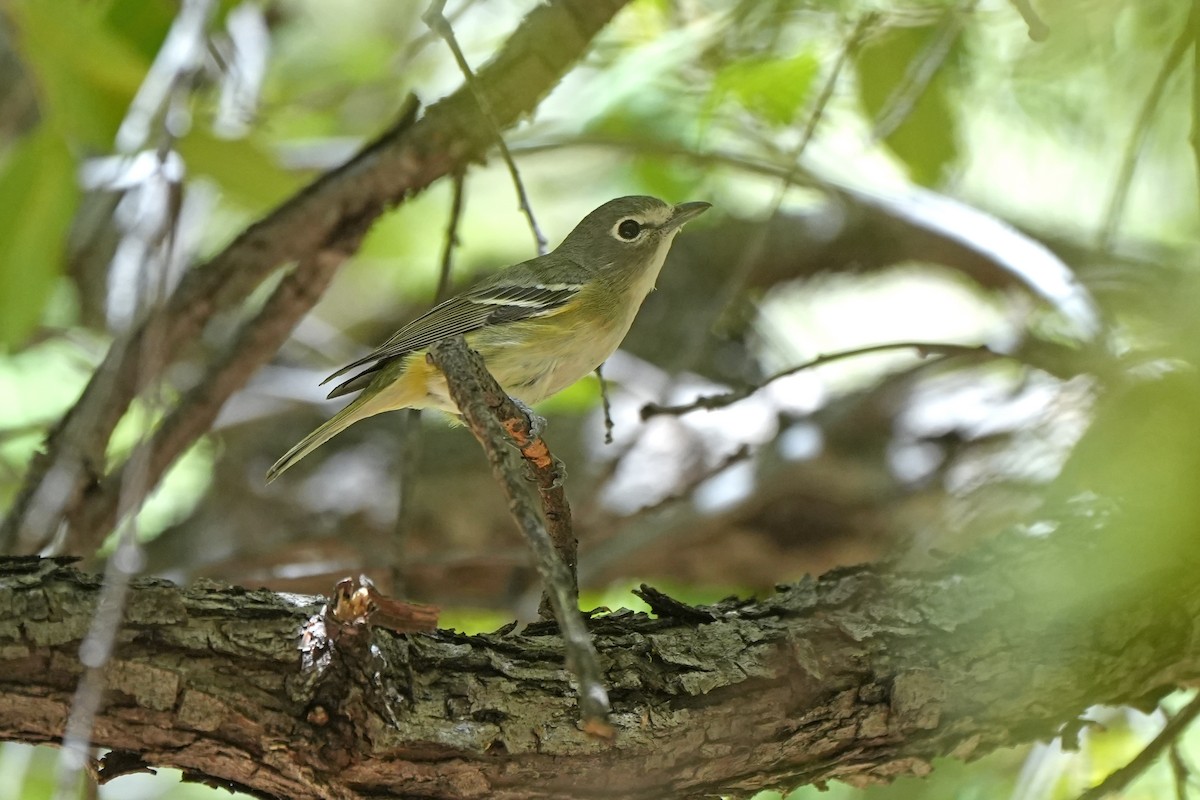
<box><xmin>266</xmin><ymin>195</ymin><xmax>710</xmax><ymax>481</ymax></box>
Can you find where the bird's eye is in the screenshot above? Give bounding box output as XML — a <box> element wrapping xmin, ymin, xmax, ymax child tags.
<box><xmin>617</xmin><ymin>219</ymin><xmax>641</xmax><ymax>240</ymax></box>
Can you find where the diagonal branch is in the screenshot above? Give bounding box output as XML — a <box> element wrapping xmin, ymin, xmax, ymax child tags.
<box><xmin>1099</xmin><ymin>15</ymin><xmax>1194</xmax><ymax>253</ymax></box>
<box><xmin>428</xmin><ymin>337</ymin><xmax>601</xmax><ymax>731</ymax></box>
<box><xmin>424</xmin><ymin>0</ymin><xmax>547</xmax><ymax>254</ymax></box>
<box><xmin>641</xmin><ymin>341</ymin><xmax>995</xmax><ymax>419</ymax></box>
<box><xmin>1</xmin><ymin>0</ymin><xmax>633</xmax><ymax>555</ymax></box>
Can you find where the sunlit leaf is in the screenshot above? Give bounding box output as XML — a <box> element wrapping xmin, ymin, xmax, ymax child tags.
<box><xmin>177</xmin><ymin>129</ymin><xmax>303</xmax><ymax>211</ymax></box>
<box><xmin>855</xmin><ymin>24</ymin><xmax>960</xmax><ymax>186</ymax></box>
<box><xmin>7</xmin><ymin>0</ymin><xmax>148</xmax><ymax>148</ymax></box>
<box><xmin>0</xmin><ymin>129</ymin><xmax>79</xmax><ymax>348</ymax></box>
<box><xmin>102</xmin><ymin>0</ymin><xmax>178</xmax><ymax>62</ymax></box>
<box><xmin>630</xmin><ymin>155</ymin><xmax>704</xmax><ymax>207</ymax></box>
<box><xmin>583</xmin><ymin>21</ymin><xmax>713</xmax><ymax>138</ymax></box>
<box><xmin>710</xmin><ymin>51</ymin><xmax>820</xmax><ymax>127</ymax></box>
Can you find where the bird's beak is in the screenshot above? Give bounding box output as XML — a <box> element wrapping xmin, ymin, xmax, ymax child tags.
<box><xmin>664</xmin><ymin>201</ymin><xmax>712</xmax><ymax>232</ymax></box>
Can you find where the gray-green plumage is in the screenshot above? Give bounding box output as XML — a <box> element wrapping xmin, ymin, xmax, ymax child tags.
<box><xmin>266</xmin><ymin>196</ymin><xmax>710</xmax><ymax>482</ymax></box>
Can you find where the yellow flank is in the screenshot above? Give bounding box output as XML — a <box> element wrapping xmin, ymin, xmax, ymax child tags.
<box><xmin>265</xmin><ymin>194</ymin><xmax>710</xmax><ymax>482</ymax></box>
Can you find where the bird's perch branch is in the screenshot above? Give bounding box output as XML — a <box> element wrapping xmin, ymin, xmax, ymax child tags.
<box><xmin>428</xmin><ymin>336</ymin><xmax>603</xmax><ymax>731</ymax></box>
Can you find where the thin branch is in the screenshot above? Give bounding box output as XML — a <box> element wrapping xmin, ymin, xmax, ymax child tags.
<box><xmin>1077</xmin><ymin>694</ymin><xmax>1200</xmax><ymax>800</ymax></box>
<box><xmin>1099</xmin><ymin>17</ymin><xmax>1194</xmax><ymax>253</ymax></box>
<box><xmin>594</xmin><ymin>364</ymin><xmax>614</xmax><ymax>445</ymax></box>
<box><xmin>435</xmin><ymin>171</ymin><xmax>467</xmax><ymax>302</ymax></box>
<box><xmin>609</xmin><ymin>445</ymin><xmax>751</xmax><ymax>529</ymax></box>
<box><xmin>1008</xmin><ymin>0</ymin><xmax>1049</xmax><ymax>41</ymax></box>
<box><xmin>696</xmin><ymin>13</ymin><xmax>874</xmax><ymax>368</ymax></box>
<box><xmin>797</xmin><ymin>15</ymin><xmax>874</xmax><ymax>162</ymax></box>
<box><xmin>402</xmin><ymin>0</ymin><xmax>479</xmax><ymax>62</ymax></box>
<box><xmin>642</xmin><ymin>341</ymin><xmax>994</xmax><ymax>419</ymax></box>
<box><xmin>423</xmin><ymin>0</ymin><xmax>547</xmax><ymax>255</ymax></box>
<box><xmin>1169</xmin><ymin>740</ymin><xmax>1191</xmax><ymax>800</ymax></box>
<box><xmin>871</xmin><ymin>3</ymin><xmax>973</xmax><ymax>142</ymax></box>
<box><xmin>1</xmin><ymin>0</ymin><xmax>632</xmax><ymax>554</ymax></box>
<box><xmin>429</xmin><ymin>337</ymin><xmax>606</xmax><ymax>733</ymax></box>
<box><xmin>62</xmin><ymin>99</ymin><xmax>419</xmax><ymax>551</ymax></box>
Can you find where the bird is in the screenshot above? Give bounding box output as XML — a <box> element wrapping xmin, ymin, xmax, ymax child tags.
<box><xmin>266</xmin><ymin>195</ymin><xmax>711</xmax><ymax>482</ymax></box>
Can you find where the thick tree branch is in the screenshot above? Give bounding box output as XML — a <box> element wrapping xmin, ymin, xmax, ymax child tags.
<box><xmin>0</xmin><ymin>517</ymin><xmax>1196</xmax><ymax>799</ymax></box>
<box><xmin>1</xmin><ymin>0</ymin><xmax>632</xmax><ymax>555</ymax></box>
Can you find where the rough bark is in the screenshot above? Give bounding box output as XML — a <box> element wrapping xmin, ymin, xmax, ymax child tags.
<box><xmin>0</xmin><ymin>518</ymin><xmax>1194</xmax><ymax>800</ymax></box>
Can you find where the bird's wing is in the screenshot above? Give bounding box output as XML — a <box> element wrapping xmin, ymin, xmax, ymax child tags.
<box><xmin>320</xmin><ymin>270</ymin><xmax>583</xmax><ymax>391</ymax></box>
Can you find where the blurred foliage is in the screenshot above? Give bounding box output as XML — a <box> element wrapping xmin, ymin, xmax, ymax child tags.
<box><xmin>855</xmin><ymin>21</ymin><xmax>960</xmax><ymax>185</ymax></box>
<box><xmin>1</xmin><ymin>0</ymin><xmax>1199</xmax><ymax>797</ymax></box>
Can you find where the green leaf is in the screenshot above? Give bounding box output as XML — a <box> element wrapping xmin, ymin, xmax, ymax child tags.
<box><xmin>0</xmin><ymin>129</ymin><xmax>79</xmax><ymax>348</ymax></box>
<box><xmin>7</xmin><ymin>0</ymin><xmax>149</xmax><ymax>148</ymax></box>
<box><xmin>177</xmin><ymin>129</ymin><xmax>303</xmax><ymax>211</ymax></box>
<box><xmin>855</xmin><ymin>24</ymin><xmax>960</xmax><ymax>186</ymax></box>
<box><xmin>711</xmin><ymin>51</ymin><xmax>820</xmax><ymax>127</ymax></box>
<box><xmin>630</xmin><ymin>154</ymin><xmax>703</xmax><ymax>205</ymax></box>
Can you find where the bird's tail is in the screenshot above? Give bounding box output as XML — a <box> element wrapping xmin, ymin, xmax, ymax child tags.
<box><xmin>265</xmin><ymin>392</ymin><xmax>377</xmax><ymax>483</ymax></box>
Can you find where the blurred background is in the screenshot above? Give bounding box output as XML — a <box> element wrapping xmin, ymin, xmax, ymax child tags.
<box><xmin>1</xmin><ymin>0</ymin><xmax>1199</xmax><ymax>797</ymax></box>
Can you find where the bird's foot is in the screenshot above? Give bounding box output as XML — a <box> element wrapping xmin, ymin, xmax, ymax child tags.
<box><xmin>512</xmin><ymin>398</ymin><xmax>547</xmax><ymax>439</ymax></box>
<box><xmin>547</xmin><ymin>455</ymin><xmax>567</xmax><ymax>488</ymax></box>
<box><xmin>522</xmin><ymin>454</ymin><xmax>567</xmax><ymax>488</ymax></box>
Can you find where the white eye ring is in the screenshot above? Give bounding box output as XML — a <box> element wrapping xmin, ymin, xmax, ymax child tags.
<box><xmin>614</xmin><ymin>218</ymin><xmax>642</xmax><ymax>241</ymax></box>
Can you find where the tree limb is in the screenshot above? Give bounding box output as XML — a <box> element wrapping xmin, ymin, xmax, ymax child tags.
<box><xmin>0</xmin><ymin>516</ymin><xmax>1196</xmax><ymax>799</ymax></box>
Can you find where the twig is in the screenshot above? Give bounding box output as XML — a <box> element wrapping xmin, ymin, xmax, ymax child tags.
<box><xmin>632</xmin><ymin>584</ymin><xmax>716</xmax><ymax>623</ymax></box>
<box><xmin>423</xmin><ymin>0</ymin><xmax>546</xmax><ymax>255</ymax></box>
<box><xmin>573</xmin><ymin>445</ymin><xmax>750</xmax><ymax>587</ymax></box>
<box><xmin>1008</xmin><ymin>0</ymin><xmax>1049</xmax><ymax>41</ymax></box>
<box><xmin>619</xmin><ymin>445</ymin><xmax>750</xmax><ymax>522</ymax></box>
<box><xmin>402</xmin><ymin>0</ymin><xmax>479</xmax><ymax>62</ymax></box>
<box><xmin>435</xmin><ymin>170</ymin><xmax>466</xmax><ymax>301</ymax></box>
<box><xmin>392</xmin><ymin>170</ymin><xmax>467</xmax><ymax>590</ymax></box>
<box><xmin>871</xmin><ymin>3</ymin><xmax>973</xmax><ymax>142</ymax></box>
<box><xmin>1099</xmin><ymin>18</ymin><xmax>1194</xmax><ymax>253</ymax></box>
<box><xmin>698</xmin><ymin>13</ymin><xmax>874</xmax><ymax>366</ymax></box>
<box><xmin>642</xmin><ymin>341</ymin><xmax>993</xmax><ymax>419</ymax></box>
<box><xmin>1</xmin><ymin>0</ymin><xmax>631</xmax><ymax>554</ymax></box>
<box><xmin>595</xmin><ymin>364</ymin><xmax>614</xmax><ymax>445</ymax></box>
<box><xmin>797</xmin><ymin>15</ymin><xmax>874</xmax><ymax>163</ymax></box>
<box><xmin>1076</xmin><ymin>693</ymin><xmax>1200</xmax><ymax>800</ymax></box>
<box><xmin>1169</xmin><ymin>740</ymin><xmax>1190</xmax><ymax>800</ymax></box>
<box><xmin>429</xmin><ymin>337</ymin><xmax>608</xmax><ymax>734</ymax></box>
